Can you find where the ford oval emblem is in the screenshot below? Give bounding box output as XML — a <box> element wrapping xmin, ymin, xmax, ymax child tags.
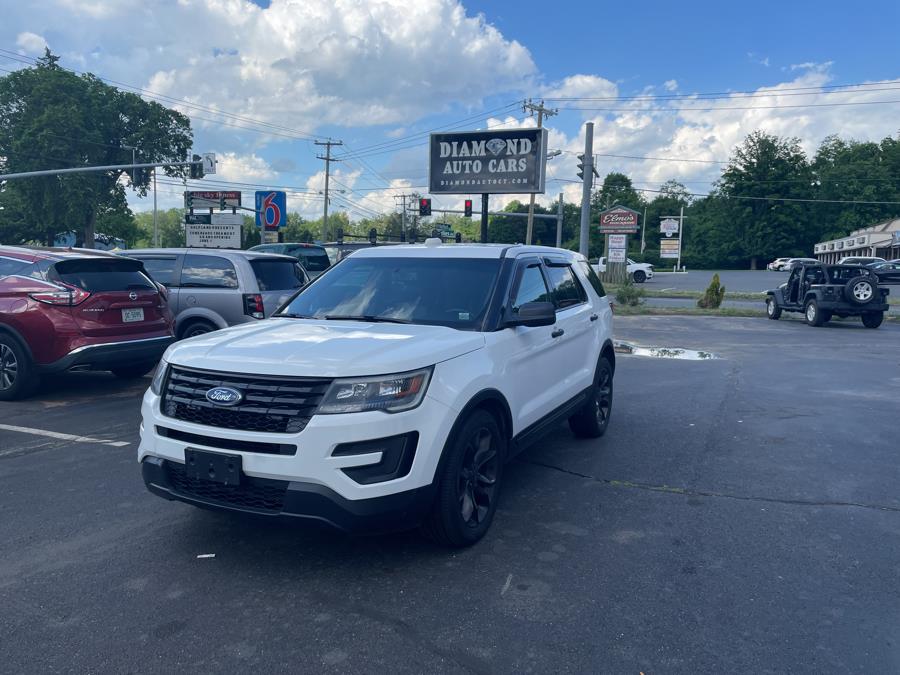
<box><xmin>205</xmin><ymin>386</ymin><xmax>243</xmax><ymax>406</ymax></box>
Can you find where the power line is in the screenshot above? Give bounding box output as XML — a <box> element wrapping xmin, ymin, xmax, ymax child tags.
<box><xmin>557</xmin><ymin>99</ymin><xmax>900</xmax><ymax>113</ymax></box>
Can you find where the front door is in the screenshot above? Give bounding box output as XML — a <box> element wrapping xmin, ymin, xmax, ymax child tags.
<box><xmin>786</xmin><ymin>267</ymin><xmax>802</xmax><ymax>305</ymax></box>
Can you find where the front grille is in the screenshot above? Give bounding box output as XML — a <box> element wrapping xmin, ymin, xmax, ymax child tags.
<box><xmin>166</xmin><ymin>461</ymin><xmax>287</xmax><ymax>512</ymax></box>
<box><xmin>156</xmin><ymin>426</ymin><xmax>295</xmax><ymax>455</ymax></box>
<box><xmin>161</xmin><ymin>366</ymin><xmax>332</xmax><ymax>434</ymax></box>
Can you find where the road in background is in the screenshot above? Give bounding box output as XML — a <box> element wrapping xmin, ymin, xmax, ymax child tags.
<box><xmin>652</xmin><ymin>269</ymin><xmax>789</xmax><ymax>293</ymax></box>
<box><xmin>1</xmin><ymin>318</ymin><xmax>898</xmax><ymax>672</ymax></box>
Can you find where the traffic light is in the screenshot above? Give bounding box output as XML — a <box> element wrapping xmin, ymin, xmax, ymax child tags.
<box><xmin>464</xmin><ymin>199</ymin><xmax>472</xmax><ymax>218</ymax></box>
<box><xmin>184</xmin><ymin>191</ymin><xmax>193</xmax><ymax>209</ymax></box>
<box><xmin>419</xmin><ymin>198</ymin><xmax>431</xmax><ymax>216</ymax></box>
<box><xmin>190</xmin><ymin>154</ymin><xmax>204</xmax><ymax>179</ymax></box>
<box><xmin>219</xmin><ymin>194</ymin><xmax>226</xmax><ymax>210</ymax></box>
<box><xmin>576</xmin><ymin>154</ymin><xmax>585</xmax><ymax>181</ymax></box>
<box><xmin>336</xmin><ymin>227</ymin><xmax>344</xmax><ymax>245</ymax></box>
<box><xmin>455</xmin><ymin>232</ymin><xmax>462</xmax><ymax>243</ymax></box>
<box><xmin>368</xmin><ymin>228</ymin><xmax>377</xmax><ymax>244</ymax></box>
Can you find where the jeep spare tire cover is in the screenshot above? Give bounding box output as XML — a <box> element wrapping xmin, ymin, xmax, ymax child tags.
<box><xmin>845</xmin><ymin>276</ymin><xmax>877</xmax><ymax>305</ymax></box>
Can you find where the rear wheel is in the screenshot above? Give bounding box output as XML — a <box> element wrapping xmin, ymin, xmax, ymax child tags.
<box><xmin>766</xmin><ymin>297</ymin><xmax>782</xmax><ymax>320</ymax></box>
<box><xmin>178</xmin><ymin>319</ymin><xmax>216</xmax><ymax>340</ymax></box>
<box><xmin>862</xmin><ymin>312</ymin><xmax>884</xmax><ymax>329</ymax></box>
<box><xmin>0</xmin><ymin>336</ymin><xmax>38</xmax><ymax>401</ymax></box>
<box><xmin>632</xmin><ymin>270</ymin><xmax>647</xmax><ymax>283</ymax></box>
<box><xmin>804</xmin><ymin>299</ymin><xmax>825</xmax><ymax>327</ymax></box>
<box><xmin>110</xmin><ymin>362</ymin><xmax>157</xmax><ymax>379</ymax></box>
<box><xmin>568</xmin><ymin>357</ymin><xmax>613</xmax><ymax>438</ymax></box>
<box><xmin>423</xmin><ymin>409</ymin><xmax>504</xmax><ymax>547</ymax></box>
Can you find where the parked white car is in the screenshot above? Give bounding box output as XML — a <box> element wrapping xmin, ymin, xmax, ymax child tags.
<box><xmin>592</xmin><ymin>257</ymin><xmax>654</xmax><ymax>283</ymax></box>
<box><xmin>767</xmin><ymin>257</ymin><xmax>791</xmax><ymax>271</ymax></box>
<box><xmin>139</xmin><ymin>240</ymin><xmax>616</xmax><ymax>547</ymax></box>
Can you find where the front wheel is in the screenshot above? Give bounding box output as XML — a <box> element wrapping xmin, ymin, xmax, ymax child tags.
<box><xmin>568</xmin><ymin>357</ymin><xmax>613</xmax><ymax>438</ymax></box>
<box><xmin>423</xmin><ymin>409</ymin><xmax>504</xmax><ymax>547</ymax></box>
<box><xmin>766</xmin><ymin>297</ymin><xmax>782</xmax><ymax>320</ymax></box>
<box><xmin>633</xmin><ymin>270</ymin><xmax>647</xmax><ymax>283</ymax></box>
<box><xmin>804</xmin><ymin>299</ymin><xmax>825</xmax><ymax>327</ymax></box>
<box><xmin>862</xmin><ymin>312</ymin><xmax>884</xmax><ymax>329</ymax></box>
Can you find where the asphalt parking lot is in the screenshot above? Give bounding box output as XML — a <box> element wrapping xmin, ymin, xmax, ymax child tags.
<box><xmin>1</xmin><ymin>316</ymin><xmax>898</xmax><ymax>673</ymax></box>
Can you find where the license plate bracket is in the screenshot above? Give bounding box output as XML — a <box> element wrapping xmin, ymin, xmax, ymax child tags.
<box><xmin>122</xmin><ymin>307</ymin><xmax>144</xmax><ymax>323</ymax></box>
<box><xmin>184</xmin><ymin>448</ymin><xmax>242</xmax><ymax>486</ymax></box>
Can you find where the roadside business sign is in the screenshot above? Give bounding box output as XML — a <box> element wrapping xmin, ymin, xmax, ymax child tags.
<box><xmin>608</xmin><ymin>248</ymin><xmax>627</xmax><ymax>263</ymax></box>
<box><xmin>660</xmin><ymin>238</ymin><xmax>680</xmax><ymax>259</ymax></box>
<box><xmin>185</xmin><ymin>190</ymin><xmax>241</xmax><ymax>209</ymax></box>
<box><xmin>608</xmin><ymin>234</ymin><xmax>627</xmax><ymax>249</ymax></box>
<box><xmin>185</xmin><ymin>212</ymin><xmax>242</xmax><ymax>248</ymax></box>
<box><xmin>660</xmin><ymin>218</ymin><xmax>679</xmax><ymax>236</ymax></box>
<box><xmin>598</xmin><ymin>206</ymin><xmax>640</xmax><ymax>233</ymax></box>
<box><xmin>255</xmin><ymin>191</ymin><xmax>286</xmax><ymax>231</ymax></box>
<box><xmin>428</xmin><ymin>128</ymin><xmax>549</xmax><ymax>194</ymax></box>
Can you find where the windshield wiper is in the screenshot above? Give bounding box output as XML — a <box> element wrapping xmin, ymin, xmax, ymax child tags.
<box><xmin>324</xmin><ymin>314</ymin><xmax>412</xmax><ymax>324</ymax></box>
<box><xmin>276</xmin><ymin>312</ymin><xmax>314</xmax><ymax>319</ymax></box>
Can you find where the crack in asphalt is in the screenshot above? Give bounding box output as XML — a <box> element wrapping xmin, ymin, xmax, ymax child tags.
<box><xmin>522</xmin><ymin>459</ymin><xmax>900</xmax><ymax>514</ymax></box>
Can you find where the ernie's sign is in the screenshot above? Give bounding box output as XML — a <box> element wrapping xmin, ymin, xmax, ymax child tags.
<box><xmin>598</xmin><ymin>205</ymin><xmax>640</xmax><ymax>233</ymax></box>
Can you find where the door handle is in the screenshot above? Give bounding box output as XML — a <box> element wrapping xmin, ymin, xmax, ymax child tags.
<box><xmin>589</xmin><ymin>313</ymin><xmax>598</xmax><ymax>322</ymax></box>
<box><xmin>551</xmin><ymin>328</ymin><xmax>565</xmax><ymax>338</ymax></box>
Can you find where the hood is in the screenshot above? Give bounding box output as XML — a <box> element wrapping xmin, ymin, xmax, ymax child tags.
<box><xmin>164</xmin><ymin>318</ymin><xmax>485</xmax><ymax>377</ymax></box>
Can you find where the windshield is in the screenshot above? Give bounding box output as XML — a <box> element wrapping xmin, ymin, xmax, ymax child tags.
<box><xmin>278</xmin><ymin>256</ymin><xmax>500</xmax><ymax>330</ymax></box>
<box><xmin>250</xmin><ymin>259</ymin><xmax>307</xmax><ymax>291</ymax></box>
<box><xmin>285</xmin><ymin>246</ymin><xmax>331</xmax><ymax>272</ymax></box>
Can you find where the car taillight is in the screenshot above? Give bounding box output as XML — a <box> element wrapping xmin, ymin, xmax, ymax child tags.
<box><xmin>30</xmin><ymin>284</ymin><xmax>91</xmax><ymax>306</ymax></box>
<box><xmin>243</xmin><ymin>293</ymin><xmax>265</xmax><ymax>319</ymax></box>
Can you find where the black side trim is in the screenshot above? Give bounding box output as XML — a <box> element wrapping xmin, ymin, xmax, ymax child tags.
<box><xmin>510</xmin><ymin>387</ymin><xmax>591</xmax><ymax>456</ymax></box>
<box><xmin>156</xmin><ymin>426</ymin><xmax>296</xmax><ymax>455</ymax></box>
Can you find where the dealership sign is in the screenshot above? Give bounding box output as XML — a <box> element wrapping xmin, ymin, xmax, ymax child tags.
<box><xmin>429</xmin><ymin>128</ymin><xmax>548</xmax><ymax>194</ymax></box>
<box><xmin>598</xmin><ymin>205</ymin><xmax>640</xmax><ymax>233</ymax></box>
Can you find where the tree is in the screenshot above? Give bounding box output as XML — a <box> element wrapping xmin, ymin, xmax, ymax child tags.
<box><xmin>592</xmin><ymin>172</ymin><xmax>645</xmax><ymax>214</ymax></box>
<box><xmin>0</xmin><ymin>50</ymin><xmax>192</xmax><ymax>247</ymax></box>
<box><xmin>718</xmin><ymin>131</ymin><xmax>812</xmax><ymax>269</ymax></box>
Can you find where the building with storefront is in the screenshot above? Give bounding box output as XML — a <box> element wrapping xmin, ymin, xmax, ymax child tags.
<box><xmin>814</xmin><ymin>218</ymin><xmax>900</xmax><ymax>263</ymax></box>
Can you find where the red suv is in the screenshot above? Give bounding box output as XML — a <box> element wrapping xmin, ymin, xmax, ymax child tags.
<box><xmin>0</xmin><ymin>246</ymin><xmax>174</xmax><ymax>400</ymax></box>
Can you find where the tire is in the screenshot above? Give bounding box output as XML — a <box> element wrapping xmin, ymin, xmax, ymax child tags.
<box><xmin>110</xmin><ymin>362</ymin><xmax>157</xmax><ymax>379</ymax></box>
<box><xmin>766</xmin><ymin>297</ymin><xmax>782</xmax><ymax>320</ymax></box>
<box><xmin>633</xmin><ymin>270</ymin><xmax>647</xmax><ymax>283</ymax></box>
<box><xmin>423</xmin><ymin>409</ymin><xmax>504</xmax><ymax>547</ymax></box>
<box><xmin>862</xmin><ymin>312</ymin><xmax>884</xmax><ymax>329</ymax></box>
<box><xmin>0</xmin><ymin>335</ymin><xmax>39</xmax><ymax>401</ymax></box>
<box><xmin>178</xmin><ymin>319</ymin><xmax>216</xmax><ymax>340</ymax></box>
<box><xmin>804</xmin><ymin>299</ymin><xmax>825</xmax><ymax>327</ymax></box>
<box><xmin>844</xmin><ymin>276</ymin><xmax>877</xmax><ymax>305</ymax></box>
<box><xmin>568</xmin><ymin>357</ymin><xmax>614</xmax><ymax>438</ymax></box>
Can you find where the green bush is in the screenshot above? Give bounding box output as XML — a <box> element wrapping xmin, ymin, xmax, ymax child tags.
<box><xmin>615</xmin><ymin>278</ymin><xmax>645</xmax><ymax>306</ymax></box>
<box><xmin>697</xmin><ymin>273</ymin><xmax>726</xmax><ymax>308</ymax></box>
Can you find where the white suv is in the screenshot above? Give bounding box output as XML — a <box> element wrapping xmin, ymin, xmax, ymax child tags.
<box><xmin>139</xmin><ymin>241</ymin><xmax>615</xmax><ymax>546</ymax></box>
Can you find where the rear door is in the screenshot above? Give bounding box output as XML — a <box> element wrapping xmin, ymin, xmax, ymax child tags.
<box><xmin>248</xmin><ymin>257</ymin><xmax>308</xmax><ymax>316</ymax></box>
<box><xmin>543</xmin><ymin>260</ymin><xmax>596</xmax><ymax>395</ymax></box>
<box><xmin>132</xmin><ymin>254</ymin><xmax>183</xmax><ymax>312</ymax></box>
<box><xmin>50</xmin><ymin>257</ymin><xmax>169</xmax><ymax>338</ymax></box>
<box><xmin>176</xmin><ymin>254</ymin><xmax>241</xmax><ymax>324</ymax></box>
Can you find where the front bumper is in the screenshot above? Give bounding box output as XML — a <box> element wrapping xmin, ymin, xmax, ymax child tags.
<box><xmin>141</xmin><ymin>456</ymin><xmax>435</xmax><ymax>533</ymax></box>
<box><xmin>39</xmin><ymin>335</ymin><xmax>173</xmax><ymax>373</ymax></box>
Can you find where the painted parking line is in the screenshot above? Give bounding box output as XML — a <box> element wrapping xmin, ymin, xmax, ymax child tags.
<box><xmin>0</xmin><ymin>423</ymin><xmax>130</xmax><ymax>449</ymax></box>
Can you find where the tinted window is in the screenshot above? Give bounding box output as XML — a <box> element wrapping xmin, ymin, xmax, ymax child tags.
<box><xmin>828</xmin><ymin>266</ymin><xmax>875</xmax><ymax>283</ymax></box>
<box><xmin>137</xmin><ymin>257</ymin><xmax>179</xmax><ymax>286</ymax></box>
<box><xmin>250</xmin><ymin>259</ymin><xmax>307</xmax><ymax>291</ymax></box>
<box><xmin>544</xmin><ymin>265</ymin><xmax>585</xmax><ymax>309</ymax></box>
<box><xmin>279</xmin><ymin>257</ymin><xmax>500</xmax><ymax>330</ymax></box>
<box><xmin>50</xmin><ymin>258</ymin><xmax>156</xmax><ymax>292</ymax></box>
<box><xmin>578</xmin><ymin>261</ymin><xmax>606</xmax><ymax>298</ymax></box>
<box><xmin>0</xmin><ymin>256</ymin><xmax>28</xmax><ymax>277</ymax></box>
<box><xmin>511</xmin><ymin>264</ymin><xmax>550</xmax><ymax>310</ymax></box>
<box><xmin>180</xmin><ymin>255</ymin><xmax>239</xmax><ymax>289</ymax></box>
<box><xmin>284</xmin><ymin>246</ymin><xmax>331</xmax><ymax>272</ymax></box>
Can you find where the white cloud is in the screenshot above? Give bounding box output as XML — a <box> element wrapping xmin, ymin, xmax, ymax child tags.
<box><xmin>215</xmin><ymin>152</ymin><xmax>277</xmax><ymax>183</ymax></box>
<box><xmin>15</xmin><ymin>32</ymin><xmax>47</xmax><ymax>54</ymax></box>
<box><xmin>664</xmin><ymin>79</ymin><xmax>678</xmax><ymax>92</ymax></box>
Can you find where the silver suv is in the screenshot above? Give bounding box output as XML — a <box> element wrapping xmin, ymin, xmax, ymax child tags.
<box><xmin>249</xmin><ymin>243</ymin><xmax>331</xmax><ymax>279</ymax></box>
<box><xmin>126</xmin><ymin>249</ymin><xmax>308</xmax><ymax>339</ymax></box>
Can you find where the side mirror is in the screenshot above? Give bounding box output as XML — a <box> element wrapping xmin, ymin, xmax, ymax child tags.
<box><xmin>506</xmin><ymin>301</ymin><xmax>556</xmax><ymax>328</ymax></box>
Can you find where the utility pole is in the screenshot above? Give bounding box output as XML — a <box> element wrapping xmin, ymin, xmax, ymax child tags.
<box><xmin>394</xmin><ymin>193</ymin><xmax>411</xmax><ymax>241</ymax></box>
<box><xmin>556</xmin><ymin>192</ymin><xmax>564</xmax><ymax>248</ymax></box>
<box><xmin>153</xmin><ymin>167</ymin><xmax>159</xmax><ymax>247</ymax></box>
<box><xmin>677</xmin><ymin>204</ymin><xmax>684</xmax><ymax>272</ymax></box>
<box><xmin>523</xmin><ymin>100</ymin><xmax>557</xmax><ymax>245</ymax></box>
<box><xmin>315</xmin><ymin>139</ymin><xmax>343</xmax><ymax>242</ymax></box>
<box><xmin>640</xmin><ymin>205</ymin><xmax>647</xmax><ymax>254</ymax></box>
<box><xmin>578</xmin><ymin>122</ymin><xmax>594</xmax><ymax>257</ymax></box>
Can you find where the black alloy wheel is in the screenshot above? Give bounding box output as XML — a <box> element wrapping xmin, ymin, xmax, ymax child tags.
<box><xmin>569</xmin><ymin>356</ymin><xmax>614</xmax><ymax>438</ymax></box>
<box><xmin>633</xmin><ymin>270</ymin><xmax>647</xmax><ymax>283</ymax></box>
<box><xmin>458</xmin><ymin>426</ymin><xmax>500</xmax><ymax>527</ymax></box>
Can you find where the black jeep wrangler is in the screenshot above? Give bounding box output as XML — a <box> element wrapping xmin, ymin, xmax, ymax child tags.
<box><xmin>766</xmin><ymin>263</ymin><xmax>889</xmax><ymax>328</ymax></box>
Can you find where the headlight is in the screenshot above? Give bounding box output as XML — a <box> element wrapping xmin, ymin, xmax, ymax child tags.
<box><xmin>150</xmin><ymin>357</ymin><xmax>169</xmax><ymax>395</ymax></box>
<box><xmin>318</xmin><ymin>367</ymin><xmax>432</xmax><ymax>414</ymax></box>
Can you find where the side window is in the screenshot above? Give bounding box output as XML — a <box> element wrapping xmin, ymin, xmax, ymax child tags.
<box><xmin>0</xmin><ymin>256</ymin><xmax>27</xmax><ymax>277</ymax></box>
<box><xmin>138</xmin><ymin>257</ymin><xmax>179</xmax><ymax>287</ymax></box>
<box><xmin>578</xmin><ymin>261</ymin><xmax>606</xmax><ymax>298</ymax></box>
<box><xmin>544</xmin><ymin>265</ymin><xmax>586</xmax><ymax>309</ymax></box>
<box><xmin>511</xmin><ymin>263</ymin><xmax>550</xmax><ymax>311</ymax></box>
<box><xmin>179</xmin><ymin>255</ymin><xmax>239</xmax><ymax>289</ymax></box>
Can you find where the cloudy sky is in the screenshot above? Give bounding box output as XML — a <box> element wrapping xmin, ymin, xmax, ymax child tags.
<box><xmin>3</xmin><ymin>0</ymin><xmax>899</xmax><ymax>220</ymax></box>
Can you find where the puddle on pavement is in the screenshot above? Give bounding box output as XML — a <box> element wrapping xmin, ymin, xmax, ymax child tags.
<box><xmin>614</xmin><ymin>341</ymin><xmax>718</xmax><ymax>360</ymax></box>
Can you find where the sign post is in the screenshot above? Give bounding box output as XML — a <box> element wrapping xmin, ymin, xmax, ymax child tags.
<box><xmin>598</xmin><ymin>206</ymin><xmax>640</xmax><ymax>284</ymax></box>
<box><xmin>255</xmin><ymin>191</ymin><xmax>286</xmax><ymax>243</ymax></box>
<box><xmin>660</xmin><ymin>209</ymin><xmax>686</xmax><ymax>270</ymax></box>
